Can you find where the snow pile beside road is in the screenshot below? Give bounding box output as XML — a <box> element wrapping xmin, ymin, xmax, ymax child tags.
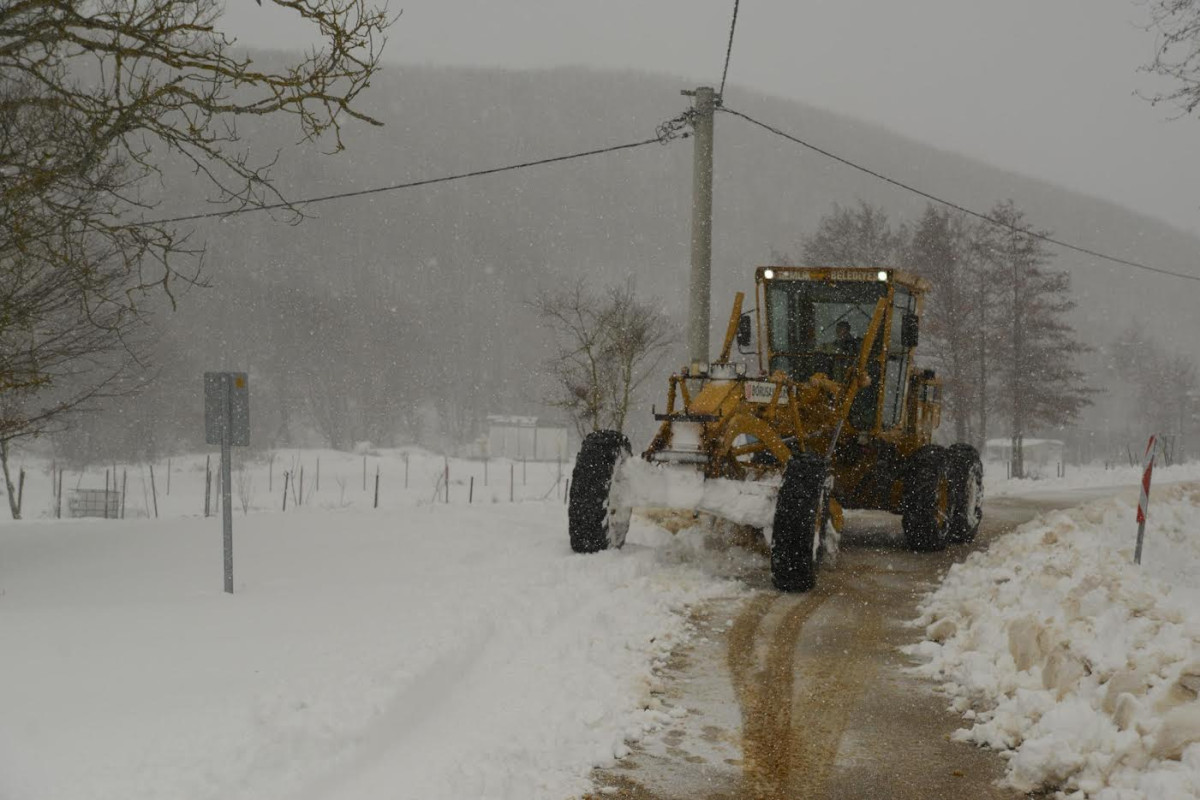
<box><xmin>908</xmin><ymin>484</ymin><xmax>1200</xmax><ymax>798</ymax></box>
<box><xmin>0</xmin><ymin>503</ymin><xmax>738</xmax><ymax>800</ymax></box>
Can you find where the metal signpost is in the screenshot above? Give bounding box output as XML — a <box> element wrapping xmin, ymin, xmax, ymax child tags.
<box><xmin>204</xmin><ymin>372</ymin><xmax>249</xmax><ymax>593</ymax></box>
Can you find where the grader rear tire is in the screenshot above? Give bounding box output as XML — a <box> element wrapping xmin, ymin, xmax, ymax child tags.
<box><xmin>771</xmin><ymin>453</ymin><xmax>830</xmax><ymax>592</ymax></box>
<box><xmin>568</xmin><ymin>430</ymin><xmax>632</xmax><ymax>553</ymax></box>
<box><xmin>902</xmin><ymin>445</ymin><xmax>951</xmax><ymax>552</ymax></box>
<box><xmin>947</xmin><ymin>443</ymin><xmax>983</xmax><ymax>544</ymax></box>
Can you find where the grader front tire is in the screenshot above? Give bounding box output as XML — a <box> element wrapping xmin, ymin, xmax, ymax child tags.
<box><xmin>771</xmin><ymin>453</ymin><xmax>830</xmax><ymax>593</ymax></box>
<box><xmin>902</xmin><ymin>445</ymin><xmax>952</xmax><ymax>553</ymax></box>
<box><xmin>568</xmin><ymin>430</ymin><xmax>632</xmax><ymax>554</ymax></box>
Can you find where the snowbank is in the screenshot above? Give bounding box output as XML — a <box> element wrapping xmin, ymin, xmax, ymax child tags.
<box><xmin>907</xmin><ymin>483</ymin><xmax>1200</xmax><ymax>798</ymax></box>
<box><xmin>0</xmin><ymin>496</ymin><xmax>740</xmax><ymax>800</ymax></box>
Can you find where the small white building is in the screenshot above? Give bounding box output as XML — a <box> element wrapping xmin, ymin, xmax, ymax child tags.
<box><xmin>984</xmin><ymin>438</ymin><xmax>1065</xmax><ymax>469</ymax></box>
<box><xmin>486</xmin><ymin>416</ymin><xmax>571</xmax><ymax>461</ymax></box>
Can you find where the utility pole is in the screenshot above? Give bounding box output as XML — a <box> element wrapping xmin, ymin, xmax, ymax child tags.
<box><xmin>683</xmin><ymin>86</ymin><xmax>716</xmax><ymax>367</ymax></box>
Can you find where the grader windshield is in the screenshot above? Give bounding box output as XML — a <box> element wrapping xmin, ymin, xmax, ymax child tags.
<box><xmin>765</xmin><ymin>278</ymin><xmax>885</xmax><ymax>383</ymax></box>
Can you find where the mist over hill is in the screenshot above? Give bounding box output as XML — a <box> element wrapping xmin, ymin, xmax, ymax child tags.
<box><xmin>59</xmin><ymin>62</ymin><xmax>1200</xmax><ymax>460</ymax></box>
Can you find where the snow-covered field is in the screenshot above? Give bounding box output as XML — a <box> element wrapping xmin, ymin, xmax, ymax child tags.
<box><xmin>909</xmin><ymin>482</ymin><xmax>1200</xmax><ymax>798</ymax></box>
<box><xmin>9</xmin><ymin>447</ymin><xmax>578</xmax><ymax>521</ymax></box>
<box><xmin>0</xmin><ymin>448</ymin><xmax>742</xmax><ymax>800</ymax></box>
<box><xmin>984</xmin><ymin>459</ymin><xmax>1200</xmax><ymax>498</ymax></box>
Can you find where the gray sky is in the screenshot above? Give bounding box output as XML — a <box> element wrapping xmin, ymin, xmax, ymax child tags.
<box><xmin>222</xmin><ymin>0</ymin><xmax>1200</xmax><ymax>236</ymax></box>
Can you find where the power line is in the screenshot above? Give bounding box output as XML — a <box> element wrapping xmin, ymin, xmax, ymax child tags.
<box><xmin>719</xmin><ymin>105</ymin><xmax>1200</xmax><ymax>284</ymax></box>
<box><xmin>718</xmin><ymin>0</ymin><xmax>741</xmax><ymax>101</ymax></box>
<box><xmin>143</xmin><ymin>134</ymin><xmax>677</xmax><ymax>227</ymax></box>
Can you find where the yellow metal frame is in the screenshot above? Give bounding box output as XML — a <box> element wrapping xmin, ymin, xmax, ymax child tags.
<box><xmin>644</xmin><ymin>265</ymin><xmax>943</xmax><ymax>514</ymax></box>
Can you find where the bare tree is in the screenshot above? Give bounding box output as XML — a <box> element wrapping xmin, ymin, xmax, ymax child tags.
<box><xmin>1143</xmin><ymin>0</ymin><xmax>1200</xmax><ymax>116</ymax></box>
<box><xmin>800</xmin><ymin>201</ymin><xmax>909</xmax><ymax>267</ymax></box>
<box><xmin>598</xmin><ymin>282</ymin><xmax>675</xmax><ymax>434</ymax></box>
<box><xmin>0</xmin><ymin>0</ymin><xmax>392</xmax><ymax>463</ymax></box>
<box><xmin>236</xmin><ymin>465</ymin><xmax>254</xmax><ymax>515</ymax></box>
<box><xmin>532</xmin><ymin>281</ymin><xmax>674</xmax><ymax>436</ymax></box>
<box><xmin>1111</xmin><ymin>322</ymin><xmax>1200</xmax><ymax>458</ymax></box>
<box><xmin>905</xmin><ymin>205</ymin><xmax>989</xmax><ymax>446</ymax></box>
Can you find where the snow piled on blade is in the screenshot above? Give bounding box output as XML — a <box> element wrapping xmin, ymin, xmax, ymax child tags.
<box><xmin>0</xmin><ymin>498</ymin><xmax>738</xmax><ymax>800</ymax></box>
<box><xmin>617</xmin><ymin>459</ymin><xmax>780</xmax><ymax>531</ymax></box>
<box><xmin>907</xmin><ymin>483</ymin><xmax>1200</xmax><ymax>798</ymax></box>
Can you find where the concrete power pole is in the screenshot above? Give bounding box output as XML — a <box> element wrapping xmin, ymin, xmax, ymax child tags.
<box><xmin>684</xmin><ymin>86</ymin><xmax>716</xmax><ymax>367</ymax></box>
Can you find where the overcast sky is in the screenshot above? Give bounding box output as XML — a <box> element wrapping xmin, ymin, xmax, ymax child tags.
<box><xmin>222</xmin><ymin>0</ymin><xmax>1200</xmax><ymax>237</ymax></box>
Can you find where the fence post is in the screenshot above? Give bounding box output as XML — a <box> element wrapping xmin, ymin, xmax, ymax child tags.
<box><xmin>469</xmin><ymin>476</ymin><xmax>474</xmax><ymax>504</ymax></box>
<box><xmin>564</xmin><ymin>478</ymin><xmax>570</xmax><ymax>505</ymax></box>
<box><xmin>444</xmin><ymin>459</ymin><xmax>449</xmax><ymax>504</ymax></box>
<box><xmin>121</xmin><ymin>469</ymin><xmax>127</xmax><ymax>519</ymax></box>
<box><xmin>282</xmin><ymin>472</ymin><xmax>290</xmax><ymax>511</ymax></box>
<box><xmin>149</xmin><ymin>464</ymin><xmax>159</xmax><ymax>519</ymax></box>
<box><xmin>17</xmin><ymin>467</ymin><xmax>25</xmax><ymax>517</ymax></box>
<box><xmin>299</xmin><ymin>466</ymin><xmax>304</xmax><ymax>507</ymax></box>
<box><xmin>166</xmin><ymin>458</ymin><xmax>171</xmax><ymax>496</ymax></box>
<box><xmin>56</xmin><ymin>468</ymin><xmax>63</xmax><ymax>519</ymax></box>
<box><xmin>205</xmin><ymin>455</ymin><xmax>212</xmax><ymax>517</ymax></box>
<box><xmin>374</xmin><ymin>466</ymin><xmax>380</xmax><ymax>509</ymax></box>
<box><xmin>104</xmin><ymin>469</ymin><xmax>110</xmax><ymax>519</ymax></box>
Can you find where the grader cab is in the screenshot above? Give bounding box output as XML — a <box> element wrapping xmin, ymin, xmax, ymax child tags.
<box><xmin>567</xmin><ymin>266</ymin><xmax>984</xmax><ymax>592</ymax></box>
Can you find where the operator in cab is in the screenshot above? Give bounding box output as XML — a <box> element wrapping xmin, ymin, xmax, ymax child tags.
<box><xmin>821</xmin><ymin>320</ymin><xmax>859</xmax><ymax>381</ymax></box>
<box><xmin>827</xmin><ymin>320</ymin><xmax>858</xmax><ymax>355</ymax></box>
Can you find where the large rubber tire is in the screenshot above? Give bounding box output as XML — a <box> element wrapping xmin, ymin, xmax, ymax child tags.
<box><xmin>771</xmin><ymin>453</ymin><xmax>830</xmax><ymax>592</ymax></box>
<box><xmin>901</xmin><ymin>445</ymin><xmax>951</xmax><ymax>552</ymax></box>
<box><xmin>568</xmin><ymin>430</ymin><xmax>633</xmax><ymax>554</ymax></box>
<box><xmin>947</xmin><ymin>443</ymin><xmax>984</xmax><ymax>544</ymax></box>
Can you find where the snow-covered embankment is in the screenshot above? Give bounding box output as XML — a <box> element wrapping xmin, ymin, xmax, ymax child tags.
<box><xmin>908</xmin><ymin>484</ymin><xmax>1200</xmax><ymax>798</ymax></box>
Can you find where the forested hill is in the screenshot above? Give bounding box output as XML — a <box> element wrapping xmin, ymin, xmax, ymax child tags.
<box><xmin>79</xmin><ymin>61</ymin><xmax>1200</xmax><ymax>458</ymax></box>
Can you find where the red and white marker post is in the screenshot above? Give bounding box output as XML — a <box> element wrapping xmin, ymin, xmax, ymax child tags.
<box><xmin>1134</xmin><ymin>434</ymin><xmax>1158</xmax><ymax>565</ymax></box>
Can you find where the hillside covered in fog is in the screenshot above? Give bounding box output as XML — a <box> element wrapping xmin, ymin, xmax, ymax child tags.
<box><xmin>63</xmin><ymin>62</ymin><xmax>1200</xmax><ymax>461</ymax></box>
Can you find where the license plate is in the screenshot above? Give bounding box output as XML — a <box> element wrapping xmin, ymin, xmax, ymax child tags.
<box><xmin>744</xmin><ymin>381</ymin><xmax>786</xmax><ymax>404</ymax></box>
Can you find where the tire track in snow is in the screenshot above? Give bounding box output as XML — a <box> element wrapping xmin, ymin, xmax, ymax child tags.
<box><xmin>291</xmin><ymin>620</ymin><xmax>497</xmax><ymax>800</ymax></box>
<box><xmin>727</xmin><ymin>579</ymin><xmax>884</xmax><ymax>799</ymax></box>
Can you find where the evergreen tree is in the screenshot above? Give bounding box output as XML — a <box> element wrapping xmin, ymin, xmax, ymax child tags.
<box><xmin>977</xmin><ymin>201</ymin><xmax>1093</xmax><ymax>477</ymax></box>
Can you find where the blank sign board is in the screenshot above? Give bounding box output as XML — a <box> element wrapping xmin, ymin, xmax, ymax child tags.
<box><xmin>204</xmin><ymin>372</ymin><xmax>250</xmax><ymax>446</ymax></box>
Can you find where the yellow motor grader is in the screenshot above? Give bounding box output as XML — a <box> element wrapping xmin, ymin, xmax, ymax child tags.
<box><xmin>567</xmin><ymin>266</ymin><xmax>983</xmax><ymax>592</ymax></box>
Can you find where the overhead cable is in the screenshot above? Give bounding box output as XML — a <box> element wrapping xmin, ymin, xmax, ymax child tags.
<box><xmin>718</xmin><ymin>0</ymin><xmax>741</xmax><ymax>101</ymax></box>
<box><xmin>719</xmin><ymin>105</ymin><xmax>1200</xmax><ymax>283</ymax></box>
<box><xmin>143</xmin><ymin>127</ymin><xmax>685</xmax><ymax>228</ymax></box>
